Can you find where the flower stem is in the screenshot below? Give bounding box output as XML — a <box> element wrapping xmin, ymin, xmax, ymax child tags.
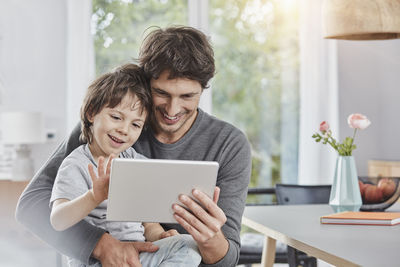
<box><xmin>327</xmin><ymin>137</ymin><xmax>338</xmax><ymax>151</ymax></box>
<box><xmin>348</xmin><ymin>128</ymin><xmax>357</xmax><ymax>155</ymax></box>
<box><xmin>350</xmin><ymin>128</ymin><xmax>357</xmax><ymax>146</ymax></box>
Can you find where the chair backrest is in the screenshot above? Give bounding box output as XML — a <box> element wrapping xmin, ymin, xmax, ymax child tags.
<box><xmin>275</xmin><ymin>184</ymin><xmax>331</xmax><ymax>205</ymax></box>
<box><xmin>246</xmin><ymin>187</ymin><xmax>277</xmax><ymax>206</ymax></box>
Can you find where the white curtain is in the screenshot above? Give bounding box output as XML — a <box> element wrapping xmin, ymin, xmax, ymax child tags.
<box><xmin>66</xmin><ymin>0</ymin><xmax>95</xmax><ymax>134</ymax></box>
<box><xmin>297</xmin><ymin>0</ymin><xmax>339</xmax><ymax>185</ymax></box>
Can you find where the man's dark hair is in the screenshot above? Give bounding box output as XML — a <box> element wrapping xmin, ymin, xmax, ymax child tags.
<box><xmin>139</xmin><ymin>26</ymin><xmax>215</xmax><ymax>89</ymax></box>
<box><xmin>80</xmin><ymin>64</ymin><xmax>152</xmax><ymax>143</ymax></box>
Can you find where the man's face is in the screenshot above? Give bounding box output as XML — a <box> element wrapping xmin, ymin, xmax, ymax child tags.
<box><xmin>150</xmin><ymin>70</ymin><xmax>202</xmax><ymax>144</ymax></box>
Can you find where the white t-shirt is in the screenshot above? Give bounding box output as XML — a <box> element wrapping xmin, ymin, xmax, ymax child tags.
<box><xmin>50</xmin><ymin>144</ymin><xmax>146</xmax><ymax>241</ymax></box>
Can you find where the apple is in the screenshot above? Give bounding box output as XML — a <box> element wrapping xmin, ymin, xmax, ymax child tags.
<box><xmin>361</xmin><ymin>183</ymin><xmax>371</xmax><ymax>202</ymax></box>
<box><xmin>377</xmin><ymin>178</ymin><xmax>396</xmax><ymax>198</ymax></box>
<box><xmin>358</xmin><ymin>181</ymin><xmax>366</xmax><ymax>198</ymax></box>
<box><xmin>364</xmin><ymin>185</ymin><xmax>383</xmax><ymax>203</ymax></box>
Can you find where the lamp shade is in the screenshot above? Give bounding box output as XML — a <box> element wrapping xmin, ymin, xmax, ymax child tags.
<box><xmin>0</xmin><ymin>112</ymin><xmax>45</xmax><ymax>144</ymax></box>
<box><xmin>322</xmin><ymin>0</ymin><xmax>400</xmax><ymax>40</ymax></box>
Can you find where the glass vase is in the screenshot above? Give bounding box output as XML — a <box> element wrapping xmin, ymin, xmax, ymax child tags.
<box><xmin>329</xmin><ymin>156</ymin><xmax>362</xmax><ymax>213</ymax></box>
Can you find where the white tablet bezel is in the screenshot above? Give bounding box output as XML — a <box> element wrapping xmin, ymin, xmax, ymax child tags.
<box><xmin>106</xmin><ymin>158</ymin><xmax>219</xmax><ymax>223</ymax></box>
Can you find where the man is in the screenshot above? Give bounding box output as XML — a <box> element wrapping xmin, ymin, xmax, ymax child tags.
<box><xmin>16</xmin><ymin>26</ymin><xmax>251</xmax><ymax>267</ymax></box>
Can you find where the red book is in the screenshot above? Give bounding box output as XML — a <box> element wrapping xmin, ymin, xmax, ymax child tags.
<box><xmin>320</xmin><ymin>211</ymin><xmax>400</xmax><ymax>226</ymax></box>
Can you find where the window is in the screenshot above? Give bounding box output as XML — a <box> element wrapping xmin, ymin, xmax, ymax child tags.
<box><xmin>92</xmin><ymin>0</ymin><xmax>300</xmax><ymax>199</ymax></box>
<box><xmin>210</xmin><ymin>0</ymin><xmax>299</xmax><ymax>196</ymax></box>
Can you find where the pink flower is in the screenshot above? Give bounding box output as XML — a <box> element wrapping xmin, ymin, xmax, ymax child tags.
<box><xmin>313</xmin><ymin>113</ymin><xmax>371</xmax><ymax>156</ymax></box>
<box><xmin>347</xmin><ymin>113</ymin><xmax>371</xmax><ymax>130</ymax></box>
<box><xmin>319</xmin><ymin>121</ymin><xmax>330</xmax><ymax>133</ymax></box>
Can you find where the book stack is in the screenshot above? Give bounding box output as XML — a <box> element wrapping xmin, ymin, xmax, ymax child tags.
<box><xmin>320</xmin><ymin>211</ymin><xmax>400</xmax><ymax>226</ymax></box>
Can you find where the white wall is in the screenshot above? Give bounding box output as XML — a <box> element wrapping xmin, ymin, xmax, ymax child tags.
<box><xmin>337</xmin><ymin>39</ymin><xmax>400</xmax><ymax>176</ymax></box>
<box><xmin>0</xmin><ymin>0</ymin><xmax>68</xmax><ymax>171</ymax></box>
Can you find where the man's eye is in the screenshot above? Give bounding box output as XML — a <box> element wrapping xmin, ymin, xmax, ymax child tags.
<box><xmin>153</xmin><ymin>90</ymin><xmax>168</xmax><ymax>97</ymax></box>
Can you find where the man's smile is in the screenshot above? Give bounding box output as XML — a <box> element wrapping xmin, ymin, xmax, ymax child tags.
<box><xmin>160</xmin><ymin>110</ymin><xmax>183</xmax><ymax>125</ymax></box>
<box><xmin>163</xmin><ymin>113</ymin><xmax>178</xmax><ymax>120</ymax></box>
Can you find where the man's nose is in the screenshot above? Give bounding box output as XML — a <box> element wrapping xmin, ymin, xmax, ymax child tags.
<box><xmin>165</xmin><ymin>97</ymin><xmax>180</xmax><ymax>116</ymax></box>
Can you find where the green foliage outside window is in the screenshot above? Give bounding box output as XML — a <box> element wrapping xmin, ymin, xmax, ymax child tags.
<box><xmin>210</xmin><ymin>0</ymin><xmax>299</xmax><ymax>204</ymax></box>
<box><xmin>92</xmin><ymin>0</ymin><xmax>187</xmax><ymax>75</ymax></box>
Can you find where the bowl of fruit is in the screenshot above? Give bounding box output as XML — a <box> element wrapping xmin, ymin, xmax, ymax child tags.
<box><xmin>358</xmin><ymin>177</ymin><xmax>400</xmax><ymax>211</ymax></box>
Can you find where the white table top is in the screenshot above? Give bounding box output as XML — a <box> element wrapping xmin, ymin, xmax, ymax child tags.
<box><xmin>242</xmin><ymin>203</ymin><xmax>400</xmax><ymax>267</ymax></box>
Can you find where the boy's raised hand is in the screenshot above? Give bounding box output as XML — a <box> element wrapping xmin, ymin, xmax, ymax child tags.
<box><xmin>88</xmin><ymin>154</ymin><xmax>115</xmax><ymax>204</ymax></box>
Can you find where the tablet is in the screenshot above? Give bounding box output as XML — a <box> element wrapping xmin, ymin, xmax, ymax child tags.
<box><xmin>107</xmin><ymin>158</ymin><xmax>219</xmax><ymax>223</ymax></box>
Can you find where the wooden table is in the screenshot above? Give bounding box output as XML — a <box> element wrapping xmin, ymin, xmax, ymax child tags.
<box><xmin>242</xmin><ymin>203</ymin><xmax>400</xmax><ymax>267</ymax></box>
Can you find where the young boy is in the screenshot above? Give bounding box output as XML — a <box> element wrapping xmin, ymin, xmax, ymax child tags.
<box><xmin>49</xmin><ymin>64</ymin><xmax>201</xmax><ymax>267</ymax></box>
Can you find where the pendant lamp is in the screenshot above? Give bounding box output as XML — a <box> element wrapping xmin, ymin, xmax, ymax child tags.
<box><xmin>322</xmin><ymin>0</ymin><xmax>400</xmax><ymax>40</ymax></box>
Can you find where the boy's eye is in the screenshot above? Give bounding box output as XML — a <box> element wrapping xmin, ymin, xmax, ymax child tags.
<box><xmin>111</xmin><ymin>115</ymin><xmax>120</xmax><ymax>120</ymax></box>
<box><xmin>132</xmin><ymin>123</ymin><xmax>142</xmax><ymax>128</ymax></box>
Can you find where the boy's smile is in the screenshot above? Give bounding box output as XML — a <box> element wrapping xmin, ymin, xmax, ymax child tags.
<box><xmin>88</xmin><ymin>93</ymin><xmax>147</xmax><ymax>162</ymax></box>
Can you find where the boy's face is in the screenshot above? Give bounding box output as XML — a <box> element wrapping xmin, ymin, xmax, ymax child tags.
<box><xmin>150</xmin><ymin>70</ymin><xmax>202</xmax><ymax>144</ymax></box>
<box><xmin>88</xmin><ymin>93</ymin><xmax>147</xmax><ymax>160</ymax></box>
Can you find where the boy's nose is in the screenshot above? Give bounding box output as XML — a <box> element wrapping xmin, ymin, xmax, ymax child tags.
<box><xmin>118</xmin><ymin>122</ymin><xmax>129</xmax><ymax>135</ymax></box>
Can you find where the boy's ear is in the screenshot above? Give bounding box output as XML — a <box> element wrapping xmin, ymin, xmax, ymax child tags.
<box><xmin>87</xmin><ymin>111</ymin><xmax>94</xmax><ymax>123</ymax></box>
